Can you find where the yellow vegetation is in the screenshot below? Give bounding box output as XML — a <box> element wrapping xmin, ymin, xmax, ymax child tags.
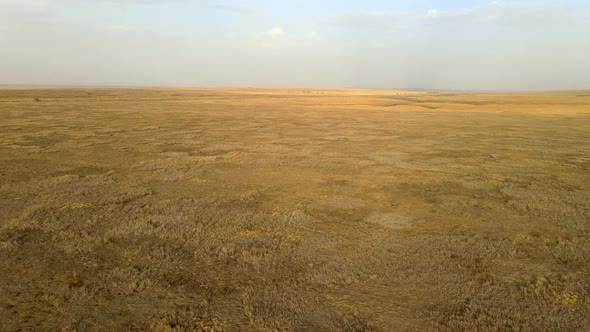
<box><xmin>556</xmin><ymin>292</ymin><xmax>579</xmax><ymax>306</ymax></box>
<box><xmin>189</xmin><ymin>177</ymin><xmax>208</xmax><ymax>183</ymax></box>
<box><xmin>1</xmin><ymin>88</ymin><xmax>589</xmax><ymax>330</ymax></box>
<box><xmin>239</xmin><ymin>230</ymin><xmax>260</xmax><ymax>237</ymax></box>
<box><xmin>59</xmin><ymin>202</ymin><xmax>93</xmax><ymax>211</ymax></box>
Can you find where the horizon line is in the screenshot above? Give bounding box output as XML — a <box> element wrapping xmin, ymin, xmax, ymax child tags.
<box><xmin>0</xmin><ymin>84</ymin><xmax>588</xmax><ymax>94</ymax></box>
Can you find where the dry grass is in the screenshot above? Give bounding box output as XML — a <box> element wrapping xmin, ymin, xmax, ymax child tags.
<box><xmin>1</xmin><ymin>87</ymin><xmax>589</xmax><ymax>331</ymax></box>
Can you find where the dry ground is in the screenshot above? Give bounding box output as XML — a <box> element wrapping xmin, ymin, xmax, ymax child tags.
<box><xmin>1</xmin><ymin>88</ymin><xmax>589</xmax><ymax>331</ymax></box>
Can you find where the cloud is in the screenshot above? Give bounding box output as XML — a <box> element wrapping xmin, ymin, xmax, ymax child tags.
<box><xmin>307</xmin><ymin>31</ymin><xmax>319</xmax><ymax>40</ymax></box>
<box><xmin>321</xmin><ymin>2</ymin><xmax>587</xmax><ymax>30</ymax></box>
<box><xmin>266</xmin><ymin>26</ymin><xmax>284</xmax><ymax>38</ymax></box>
<box><xmin>419</xmin><ymin>1</ymin><xmax>585</xmax><ymax>26</ymax></box>
<box><xmin>426</xmin><ymin>9</ymin><xmax>439</xmax><ymax>19</ymax></box>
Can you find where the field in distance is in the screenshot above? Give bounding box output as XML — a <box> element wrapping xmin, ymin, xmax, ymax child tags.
<box><xmin>1</xmin><ymin>88</ymin><xmax>589</xmax><ymax>331</ymax></box>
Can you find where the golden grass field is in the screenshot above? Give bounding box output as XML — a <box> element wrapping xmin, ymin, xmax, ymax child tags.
<box><xmin>1</xmin><ymin>88</ymin><xmax>589</xmax><ymax>331</ymax></box>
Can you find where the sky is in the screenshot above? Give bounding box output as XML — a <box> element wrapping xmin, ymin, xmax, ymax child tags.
<box><xmin>1</xmin><ymin>0</ymin><xmax>589</xmax><ymax>90</ymax></box>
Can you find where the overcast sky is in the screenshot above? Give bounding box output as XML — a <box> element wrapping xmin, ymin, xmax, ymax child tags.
<box><xmin>1</xmin><ymin>0</ymin><xmax>589</xmax><ymax>90</ymax></box>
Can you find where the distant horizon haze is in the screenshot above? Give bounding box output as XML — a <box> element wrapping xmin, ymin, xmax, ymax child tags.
<box><xmin>0</xmin><ymin>84</ymin><xmax>589</xmax><ymax>93</ymax></box>
<box><xmin>1</xmin><ymin>0</ymin><xmax>589</xmax><ymax>91</ymax></box>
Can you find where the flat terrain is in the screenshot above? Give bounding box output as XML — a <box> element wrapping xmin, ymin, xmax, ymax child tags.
<box><xmin>1</xmin><ymin>88</ymin><xmax>589</xmax><ymax>331</ymax></box>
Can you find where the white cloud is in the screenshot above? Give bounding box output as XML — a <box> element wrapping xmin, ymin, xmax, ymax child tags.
<box><xmin>322</xmin><ymin>2</ymin><xmax>586</xmax><ymax>28</ymax></box>
<box><xmin>266</xmin><ymin>26</ymin><xmax>283</xmax><ymax>38</ymax></box>
<box><xmin>426</xmin><ymin>9</ymin><xmax>439</xmax><ymax>19</ymax></box>
<box><xmin>418</xmin><ymin>1</ymin><xmax>584</xmax><ymax>26</ymax></box>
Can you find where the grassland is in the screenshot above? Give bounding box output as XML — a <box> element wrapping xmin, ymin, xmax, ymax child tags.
<box><xmin>1</xmin><ymin>87</ymin><xmax>589</xmax><ymax>331</ymax></box>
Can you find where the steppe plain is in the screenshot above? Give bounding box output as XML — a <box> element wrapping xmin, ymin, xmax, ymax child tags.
<box><xmin>1</xmin><ymin>88</ymin><xmax>589</xmax><ymax>331</ymax></box>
